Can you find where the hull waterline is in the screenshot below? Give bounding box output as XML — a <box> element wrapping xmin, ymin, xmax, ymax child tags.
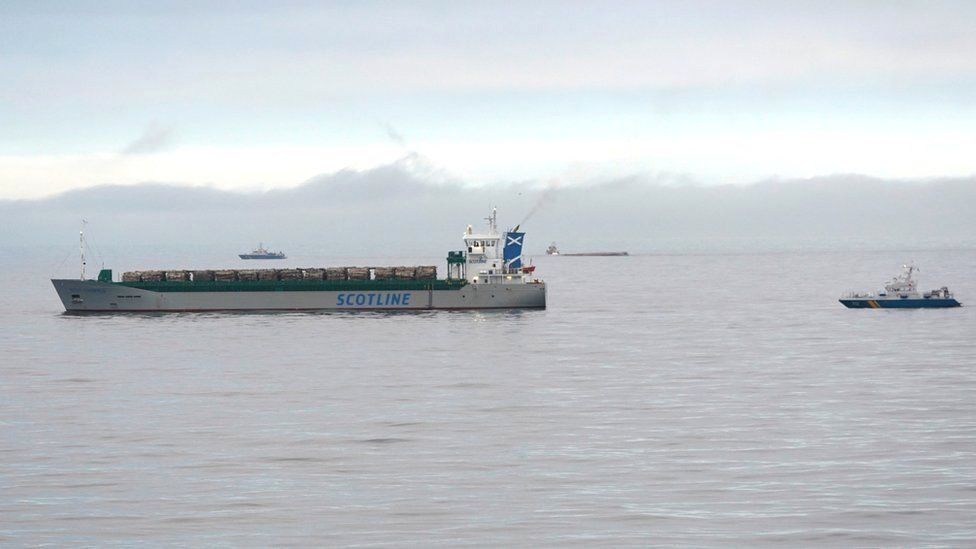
<box><xmin>839</xmin><ymin>298</ymin><xmax>961</xmax><ymax>309</ymax></box>
<box><xmin>52</xmin><ymin>279</ymin><xmax>546</xmax><ymax>313</ymax></box>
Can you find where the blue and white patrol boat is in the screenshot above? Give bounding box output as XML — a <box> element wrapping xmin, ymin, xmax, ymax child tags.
<box><xmin>840</xmin><ymin>264</ymin><xmax>961</xmax><ymax>309</ymax></box>
<box><xmin>239</xmin><ymin>243</ymin><xmax>286</xmax><ymax>260</ymax></box>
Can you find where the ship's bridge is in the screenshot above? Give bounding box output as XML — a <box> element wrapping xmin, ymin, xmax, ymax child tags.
<box><xmin>454</xmin><ymin>208</ymin><xmax>532</xmax><ymax>285</ymax></box>
<box><xmin>464</xmin><ymin>232</ymin><xmax>501</xmax><ymax>259</ymax></box>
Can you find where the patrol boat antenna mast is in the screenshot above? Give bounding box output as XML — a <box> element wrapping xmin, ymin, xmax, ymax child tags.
<box><xmin>79</xmin><ymin>220</ymin><xmax>87</xmax><ymax>280</ymax></box>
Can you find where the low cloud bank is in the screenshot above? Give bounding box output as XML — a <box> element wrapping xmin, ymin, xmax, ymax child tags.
<box><xmin>2</xmin><ymin>163</ymin><xmax>974</xmax><ymax>255</ymax></box>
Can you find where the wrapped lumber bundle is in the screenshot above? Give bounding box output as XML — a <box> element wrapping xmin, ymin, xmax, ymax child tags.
<box><xmin>256</xmin><ymin>269</ymin><xmax>278</xmax><ymax>281</ymax></box>
<box><xmin>325</xmin><ymin>267</ymin><xmax>347</xmax><ymax>280</ymax></box>
<box><xmin>214</xmin><ymin>269</ymin><xmax>238</xmax><ymax>282</ymax></box>
<box><xmin>373</xmin><ymin>267</ymin><xmax>394</xmax><ymax>280</ymax></box>
<box><xmin>303</xmin><ymin>268</ymin><xmax>325</xmax><ymax>280</ymax></box>
<box><xmin>142</xmin><ymin>270</ymin><xmax>165</xmax><ymax>282</ymax></box>
<box><xmin>394</xmin><ymin>266</ymin><xmax>416</xmax><ymax>279</ymax></box>
<box><xmin>416</xmin><ymin>266</ymin><xmax>437</xmax><ymax>279</ymax></box>
<box><xmin>237</xmin><ymin>269</ymin><xmax>259</xmax><ymax>281</ymax></box>
<box><xmin>347</xmin><ymin>267</ymin><xmax>369</xmax><ymax>280</ymax></box>
<box><xmin>277</xmin><ymin>268</ymin><xmax>302</xmax><ymax>281</ymax></box>
<box><xmin>192</xmin><ymin>270</ymin><xmax>214</xmax><ymax>282</ymax></box>
<box><xmin>165</xmin><ymin>270</ymin><xmax>189</xmax><ymax>282</ymax></box>
<box><xmin>122</xmin><ymin>271</ymin><xmax>142</xmax><ymax>282</ymax></box>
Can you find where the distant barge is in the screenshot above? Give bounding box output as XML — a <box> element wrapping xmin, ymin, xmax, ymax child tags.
<box><xmin>545</xmin><ymin>243</ymin><xmax>627</xmax><ymax>256</ymax></box>
<box><xmin>562</xmin><ymin>252</ymin><xmax>628</xmax><ymax>257</ymax></box>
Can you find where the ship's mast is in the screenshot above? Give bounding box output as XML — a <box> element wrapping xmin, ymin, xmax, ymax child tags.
<box><xmin>904</xmin><ymin>263</ymin><xmax>917</xmax><ymax>291</ymax></box>
<box><xmin>79</xmin><ymin>220</ymin><xmax>87</xmax><ymax>280</ymax></box>
<box><xmin>484</xmin><ymin>207</ymin><xmax>498</xmax><ymax>235</ymax></box>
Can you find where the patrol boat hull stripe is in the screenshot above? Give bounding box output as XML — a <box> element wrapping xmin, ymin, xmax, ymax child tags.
<box><xmin>839</xmin><ymin>298</ymin><xmax>961</xmax><ymax>308</ymax></box>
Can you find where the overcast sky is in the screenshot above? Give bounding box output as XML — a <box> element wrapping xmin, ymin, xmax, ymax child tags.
<box><xmin>2</xmin><ymin>1</ymin><xmax>975</xmax><ymax>199</ymax></box>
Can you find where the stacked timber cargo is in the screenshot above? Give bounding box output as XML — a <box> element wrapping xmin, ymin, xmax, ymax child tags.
<box><xmin>165</xmin><ymin>270</ymin><xmax>189</xmax><ymax>282</ymax></box>
<box><xmin>237</xmin><ymin>269</ymin><xmax>259</xmax><ymax>281</ymax></box>
<box><xmin>141</xmin><ymin>270</ymin><xmax>164</xmax><ymax>282</ymax></box>
<box><xmin>122</xmin><ymin>269</ymin><xmax>195</xmax><ymax>282</ymax></box>
<box><xmin>347</xmin><ymin>267</ymin><xmax>369</xmax><ymax>280</ymax></box>
<box><xmin>277</xmin><ymin>268</ymin><xmax>302</xmax><ymax>281</ymax></box>
<box><xmin>371</xmin><ymin>266</ymin><xmax>436</xmax><ymax>280</ymax></box>
<box><xmin>121</xmin><ymin>265</ymin><xmax>438</xmax><ymax>283</ymax></box>
<box><xmin>394</xmin><ymin>266</ymin><xmax>416</xmax><ymax>279</ymax></box>
<box><xmin>257</xmin><ymin>269</ymin><xmax>278</xmax><ymax>281</ymax></box>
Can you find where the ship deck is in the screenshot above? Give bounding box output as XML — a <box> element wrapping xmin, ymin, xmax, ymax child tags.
<box><xmin>113</xmin><ymin>278</ymin><xmax>466</xmax><ymax>293</ymax></box>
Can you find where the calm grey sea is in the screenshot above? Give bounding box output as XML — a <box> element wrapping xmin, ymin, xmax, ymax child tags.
<box><xmin>2</xmin><ymin>248</ymin><xmax>975</xmax><ymax>546</ymax></box>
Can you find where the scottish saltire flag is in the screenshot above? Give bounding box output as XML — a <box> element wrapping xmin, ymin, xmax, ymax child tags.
<box><xmin>503</xmin><ymin>231</ymin><xmax>525</xmax><ymax>269</ymax></box>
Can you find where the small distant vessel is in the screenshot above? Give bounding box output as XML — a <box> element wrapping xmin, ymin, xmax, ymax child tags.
<box><xmin>840</xmin><ymin>264</ymin><xmax>961</xmax><ymax>308</ymax></box>
<box><xmin>545</xmin><ymin>242</ymin><xmax>626</xmax><ymax>256</ymax></box>
<box><xmin>239</xmin><ymin>243</ymin><xmax>286</xmax><ymax>260</ymax></box>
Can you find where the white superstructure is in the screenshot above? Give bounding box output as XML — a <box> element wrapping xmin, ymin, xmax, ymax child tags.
<box><xmin>461</xmin><ymin>208</ymin><xmax>534</xmax><ymax>286</ymax></box>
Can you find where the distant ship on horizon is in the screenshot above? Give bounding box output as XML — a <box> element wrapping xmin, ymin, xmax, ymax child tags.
<box><xmin>239</xmin><ymin>243</ymin><xmax>286</xmax><ymax>260</ymax></box>
<box><xmin>546</xmin><ymin>242</ymin><xmax>627</xmax><ymax>257</ymax></box>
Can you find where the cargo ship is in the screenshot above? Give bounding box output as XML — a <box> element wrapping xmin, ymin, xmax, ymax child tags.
<box><xmin>840</xmin><ymin>264</ymin><xmax>961</xmax><ymax>309</ymax></box>
<box><xmin>52</xmin><ymin>210</ymin><xmax>546</xmax><ymax>312</ymax></box>
<box><xmin>239</xmin><ymin>243</ymin><xmax>286</xmax><ymax>260</ymax></box>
